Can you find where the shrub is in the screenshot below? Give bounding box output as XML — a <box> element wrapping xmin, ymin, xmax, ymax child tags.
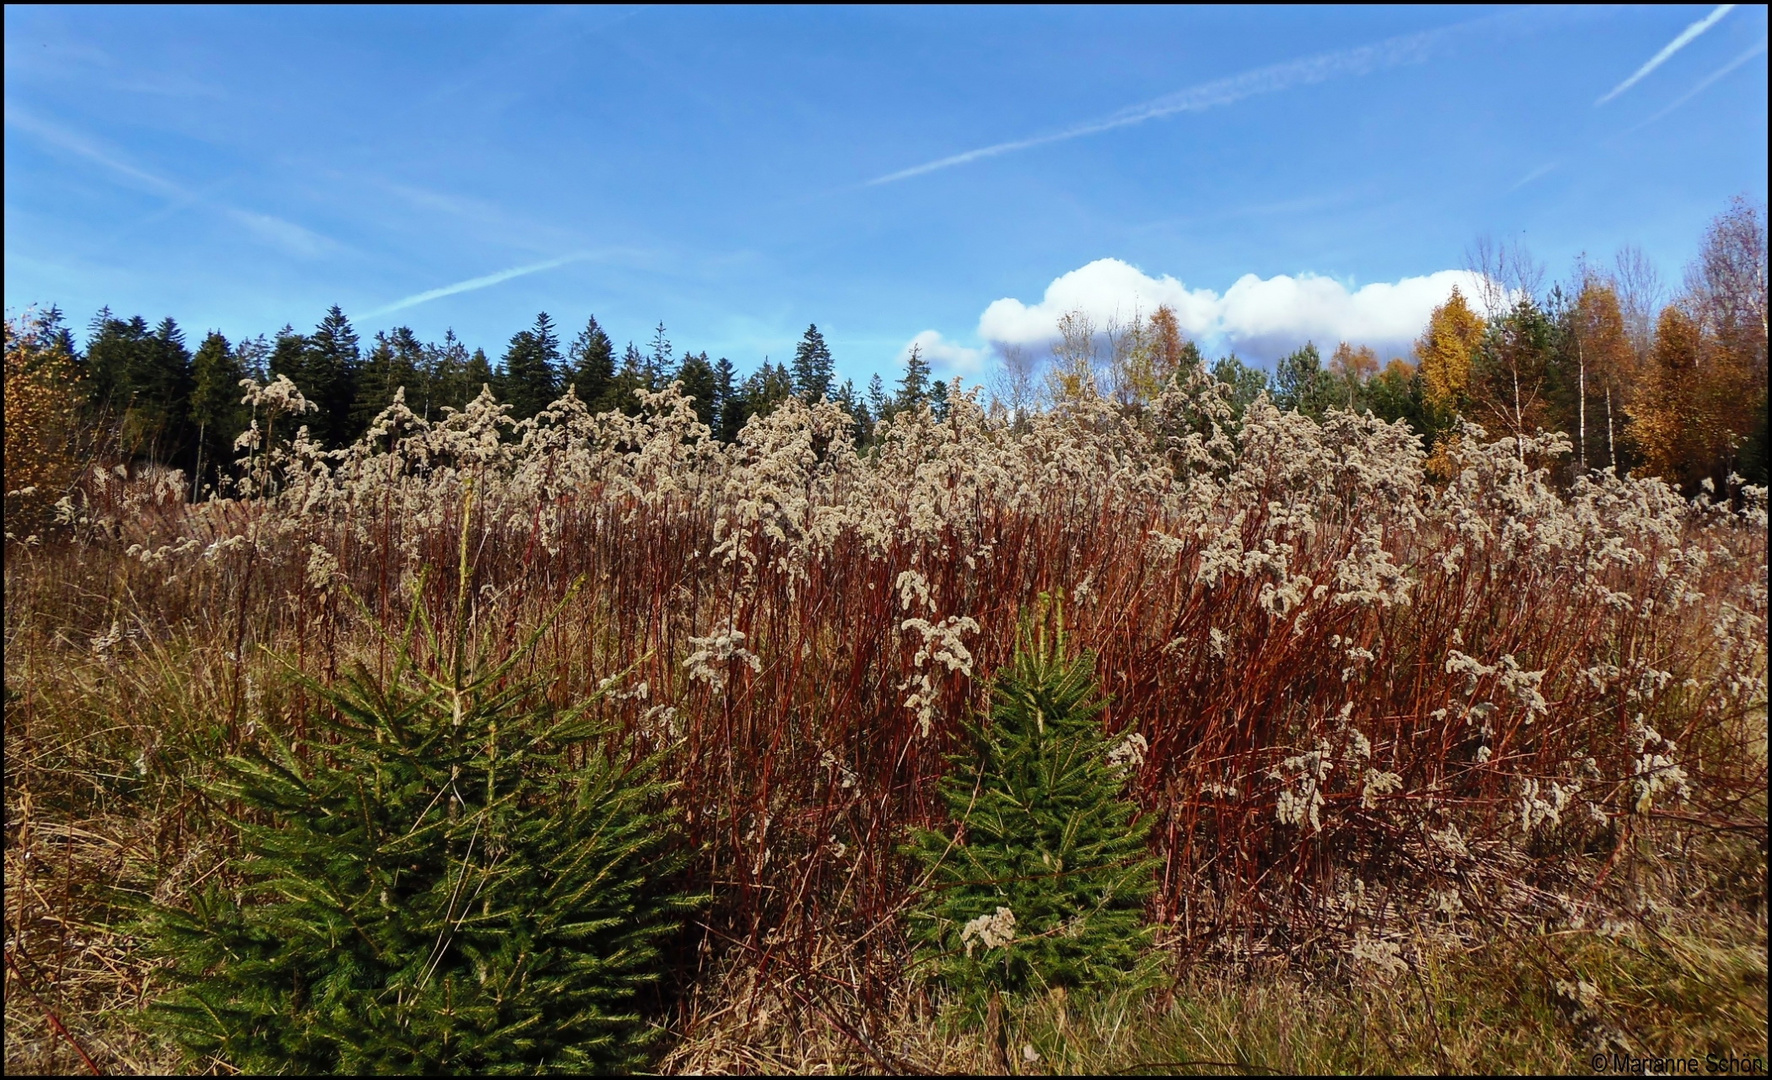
<box><xmin>139</xmin><ymin>558</ymin><xmax>700</xmax><ymax>1074</ymax></box>
<box><xmin>906</xmin><ymin>595</ymin><xmax>1160</xmax><ymax>1012</ymax></box>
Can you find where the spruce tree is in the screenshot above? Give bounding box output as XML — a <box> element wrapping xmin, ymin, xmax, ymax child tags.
<box><xmin>928</xmin><ymin>378</ymin><xmax>950</xmax><ymax>422</ymax></box>
<box><xmin>269</xmin><ymin>324</ymin><xmax>309</xmax><ymax>388</ymax></box>
<box><xmin>608</xmin><ymin>343</ymin><xmax>648</xmax><ymax>415</ymax></box>
<box><xmin>567</xmin><ymin>316</ymin><xmax>615</xmax><ymax>409</ymax></box>
<box><xmin>81</xmin><ymin>310</ymin><xmax>147</xmax><ymax>418</ymax></box>
<box><xmin>352</xmin><ymin>327</ymin><xmax>423</xmax><ymax>435</ymax></box>
<box><xmin>302</xmin><ymin>306</ymin><xmax>362</xmax><ymax>447</ymax></box>
<box><xmin>141</xmin><ymin>504</ymin><xmax>701</xmax><ymax>1074</ymax></box>
<box><xmin>423</xmin><ymin>330</ymin><xmax>473</xmax><ymax>416</ymax></box>
<box><xmin>189</xmin><ymin>330</ymin><xmax>249</xmax><ymax>498</ymax></box>
<box><xmin>866</xmin><ymin>373</ymin><xmax>889</xmax><ymax>424</ymax></box>
<box><xmin>712</xmin><ymin>356</ymin><xmax>740</xmax><ymax>441</ymax></box>
<box><xmin>234</xmin><ymin>334</ymin><xmax>272</xmax><ymax>385</ymax></box>
<box><xmin>675</xmin><ymin>350</ymin><xmax>717</xmax><ymax>428</ymax></box>
<box><xmin>646</xmin><ymin>323</ymin><xmax>672</xmax><ymax>390</ymax></box>
<box><xmin>119</xmin><ymin>317</ymin><xmax>195</xmax><ymax>467</ymax></box>
<box><xmin>791</xmin><ymin>323</ymin><xmax>834</xmax><ymax>403</ymax></box>
<box><xmin>897</xmin><ymin>343</ymin><xmax>930</xmax><ymax>412</ymax></box>
<box><xmin>907</xmin><ymin>596</ymin><xmax>1159</xmax><ymax>1012</ymax></box>
<box><xmin>499</xmin><ymin>313</ymin><xmax>562</xmax><ymax>421</ymax></box>
<box><xmin>1274</xmin><ymin>341</ymin><xmax>1332</xmax><ymax>420</ymax></box>
<box><xmin>738</xmin><ymin>358</ymin><xmax>795</xmax><ymax>421</ymax></box>
<box><xmin>464</xmin><ymin>348</ymin><xmax>495</xmax><ymax>401</ymax></box>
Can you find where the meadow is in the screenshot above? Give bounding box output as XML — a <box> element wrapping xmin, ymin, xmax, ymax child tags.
<box><xmin>5</xmin><ymin>370</ymin><xmax>1766</xmax><ymax>1074</ymax></box>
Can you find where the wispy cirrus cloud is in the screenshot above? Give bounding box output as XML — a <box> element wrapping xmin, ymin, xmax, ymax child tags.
<box><xmin>4</xmin><ymin>101</ymin><xmax>338</xmax><ymax>259</ymax></box>
<box><xmin>1595</xmin><ymin>4</ymin><xmax>1735</xmax><ymax>105</ymax></box>
<box><xmin>868</xmin><ymin>20</ymin><xmax>1477</xmax><ymax>186</ymax></box>
<box><xmin>4</xmin><ymin>101</ymin><xmax>182</xmax><ymax>196</ymax></box>
<box><xmin>1507</xmin><ymin>160</ymin><xmax>1560</xmax><ymax>193</ymax></box>
<box><xmin>362</xmin><ymin>252</ymin><xmax>601</xmax><ymax>317</ymax></box>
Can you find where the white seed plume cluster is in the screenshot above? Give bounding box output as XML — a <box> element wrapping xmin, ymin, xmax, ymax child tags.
<box><xmin>960</xmin><ymin>906</ymin><xmax>1017</xmax><ymax>956</ymax></box>
<box><xmin>59</xmin><ymin>366</ymin><xmax>1767</xmax><ymax>934</ymax></box>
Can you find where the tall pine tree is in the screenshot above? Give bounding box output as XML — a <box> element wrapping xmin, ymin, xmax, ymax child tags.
<box><xmin>352</xmin><ymin>327</ymin><xmax>423</xmax><ymax>434</ymax></box>
<box><xmin>302</xmin><ymin>306</ymin><xmax>361</xmax><ymax>447</ymax></box>
<box><xmin>567</xmin><ymin>315</ymin><xmax>615</xmax><ymax>409</ymax></box>
<box><xmin>675</xmin><ymin>350</ymin><xmax>717</xmax><ymax>428</ymax></box>
<box><xmin>645</xmin><ymin>323</ymin><xmax>672</xmax><ymax>391</ymax></box>
<box><xmin>499</xmin><ymin>312</ymin><xmax>562</xmax><ymax>421</ymax></box>
<box><xmin>897</xmin><ymin>343</ymin><xmax>930</xmax><ymax>412</ymax></box>
<box><xmin>791</xmin><ymin>323</ymin><xmax>834</xmax><ymax>403</ymax></box>
<box><xmin>189</xmin><ymin>330</ymin><xmax>249</xmax><ymax>498</ymax></box>
<box><xmin>712</xmin><ymin>356</ymin><xmax>740</xmax><ymax>441</ymax></box>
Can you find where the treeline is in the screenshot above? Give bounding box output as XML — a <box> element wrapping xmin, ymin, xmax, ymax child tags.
<box><xmin>17</xmin><ymin>303</ymin><xmax>960</xmax><ymax>500</ymax></box>
<box><xmin>1033</xmin><ymin>197</ymin><xmax>1765</xmax><ymax>490</ymax></box>
<box><xmin>8</xmin><ymin>198</ymin><xmax>1766</xmax><ymax>509</ymax></box>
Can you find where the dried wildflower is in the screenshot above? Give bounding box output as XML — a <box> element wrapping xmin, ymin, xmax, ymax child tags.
<box><xmin>1630</xmin><ymin>723</ymin><xmax>1691</xmax><ymax>812</ymax></box>
<box><xmin>960</xmin><ymin>906</ymin><xmax>1016</xmax><ymax>956</ymax></box>
<box><xmin>900</xmin><ymin>614</ymin><xmax>979</xmax><ymax>736</ymax></box>
<box><xmin>1360</xmin><ymin>768</ymin><xmax>1403</xmax><ymax>809</ymax></box>
<box><xmin>1349</xmin><ymin>934</ymin><xmax>1408</xmax><ymax>980</ymax></box>
<box><xmin>1106</xmin><ymin>731</ymin><xmax>1148</xmax><ymax>772</ymax></box>
<box><xmin>683</xmin><ymin>626</ymin><xmax>762</xmax><ymax>691</ymax></box>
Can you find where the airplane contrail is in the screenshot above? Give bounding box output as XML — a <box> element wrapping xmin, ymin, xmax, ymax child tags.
<box><xmin>868</xmin><ymin>22</ymin><xmax>1459</xmax><ymax>186</ymax></box>
<box><xmin>363</xmin><ymin>252</ymin><xmax>595</xmax><ymax>317</ymax></box>
<box><xmin>1629</xmin><ymin>35</ymin><xmax>1766</xmax><ymax>131</ymax></box>
<box><xmin>1596</xmin><ymin>4</ymin><xmax>1735</xmax><ymax>105</ymax></box>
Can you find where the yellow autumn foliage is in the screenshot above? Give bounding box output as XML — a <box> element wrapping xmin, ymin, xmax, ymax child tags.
<box><xmin>1414</xmin><ymin>286</ymin><xmax>1485</xmax><ymax>412</ymax></box>
<box><xmin>4</xmin><ymin>313</ymin><xmax>86</xmax><ymax>540</ymax></box>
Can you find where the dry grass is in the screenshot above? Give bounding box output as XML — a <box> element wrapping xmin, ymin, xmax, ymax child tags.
<box><xmin>6</xmin><ymin>374</ymin><xmax>1766</xmax><ymax>1073</ymax></box>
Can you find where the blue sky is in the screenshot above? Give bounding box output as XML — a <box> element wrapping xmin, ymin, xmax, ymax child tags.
<box><xmin>5</xmin><ymin>4</ymin><xmax>1767</xmax><ymax>386</ymax></box>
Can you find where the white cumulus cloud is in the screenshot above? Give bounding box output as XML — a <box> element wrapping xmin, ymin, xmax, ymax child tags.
<box><xmin>974</xmin><ymin>258</ymin><xmax>1488</xmax><ymax>364</ymax></box>
<box><xmin>897</xmin><ymin>329</ymin><xmax>992</xmax><ymax>379</ymax></box>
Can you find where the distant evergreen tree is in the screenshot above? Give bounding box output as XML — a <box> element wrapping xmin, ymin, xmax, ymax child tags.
<box><xmin>499</xmin><ymin>312</ymin><xmax>563</xmax><ymax>421</ymax></box>
<box><xmin>866</xmin><ymin>373</ymin><xmax>889</xmax><ymax>425</ymax></box>
<box><xmin>1364</xmin><ymin>359</ymin><xmax>1422</xmax><ymax>430</ymax></box>
<box><xmin>32</xmin><ymin>304</ymin><xmax>77</xmax><ymax>358</ymax></box>
<box><xmin>791</xmin><ymin>323</ymin><xmax>834</xmax><ymax>403</ymax></box>
<box><xmin>423</xmin><ymin>330</ymin><xmax>473</xmax><ymax>416</ymax></box>
<box><xmin>907</xmin><ymin>596</ymin><xmax>1160</xmax><ymax>1013</ymax></box>
<box><xmin>233</xmin><ymin>334</ymin><xmax>271</xmax><ymax>385</ymax></box>
<box><xmin>301</xmin><ymin>306</ymin><xmax>361</xmax><ymax>446</ymax></box>
<box><xmin>833</xmin><ymin>377</ymin><xmax>870</xmax><ymax>445</ymax></box>
<box><xmin>675</xmin><ymin>350</ymin><xmax>717</xmax><ymax>429</ymax></box>
<box><xmin>928</xmin><ymin>378</ymin><xmax>950</xmax><ymax>422</ymax></box>
<box><xmin>140</xmin><ymin>559</ymin><xmax>703</xmax><ymax>1074</ymax></box>
<box><xmin>352</xmin><ymin>327</ymin><xmax>423</xmax><ymax>434</ymax></box>
<box><xmin>464</xmin><ymin>348</ymin><xmax>494</xmax><ymax>402</ymax></box>
<box><xmin>608</xmin><ymin>342</ymin><xmax>648</xmax><ymax>415</ymax></box>
<box><xmin>1210</xmin><ymin>354</ymin><xmax>1269</xmax><ymax>421</ymax></box>
<box><xmin>82</xmin><ymin>308</ymin><xmax>146</xmax><ymax>414</ymax></box>
<box><xmin>567</xmin><ymin>315</ymin><xmax>615</xmax><ymax>409</ymax></box>
<box><xmin>120</xmin><ymin>317</ymin><xmax>196</xmax><ymax>467</ymax></box>
<box><xmin>189</xmin><ymin>331</ymin><xmax>249</xmax><ymax>498</ymax></box>
<box><xmin>268</xmin><ymin>323</ymin><xmax>308</xmax><ymax>387</ymax></box>
<box><xmin>739</xmin><ymin>358</ymin><xmax>795</xmax><ymax>422</ymax></box>
<box><xmin>646</xmin><ymin>323</ymin><xmax>672</xmax><ymax>390</ymax></box>
<box><xmin>1273</xmin><ymin>342</ymin><xmax>1333</xmax><ymax>420</ymax></box>
<box><xmin>897</xmin><ymin>343</ymin><xmax>931</xmax><ymax>412</ymax></box>
<box><xmin>712</xmin><ymin>356</ymin><xmax>740</xmax><ymax>441</ymax></box>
